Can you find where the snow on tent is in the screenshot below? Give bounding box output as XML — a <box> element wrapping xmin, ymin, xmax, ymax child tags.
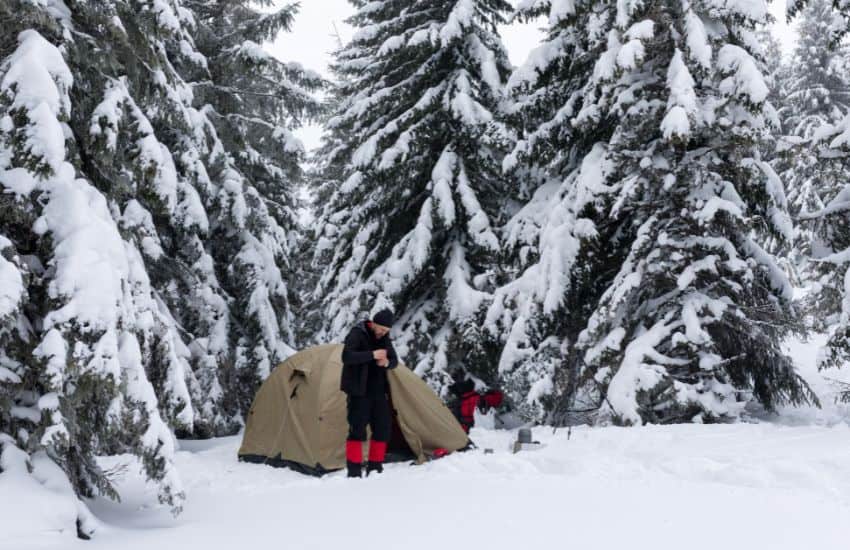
<box><xmin>238</xmin><ymin>344</ymin><xmax>470</xmax><ymax>474</ymax></box>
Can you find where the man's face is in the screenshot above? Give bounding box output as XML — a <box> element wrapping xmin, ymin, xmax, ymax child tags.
<box><xmin>370</xmin><ymin>322</ymin><xmax>390</xmax><ymax>339</ymax></box>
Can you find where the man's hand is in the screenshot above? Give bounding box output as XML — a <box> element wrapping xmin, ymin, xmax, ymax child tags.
<box><xmin>372</xmin><ymin>349</ymin><xmax>388</xmax><ymax>362</ymax></box>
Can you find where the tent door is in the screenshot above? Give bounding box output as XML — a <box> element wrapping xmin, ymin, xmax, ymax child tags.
<box><xmin>385</xmin><ymin>392</ymin><xmax>416</xmax><ymax>463</ymax></box>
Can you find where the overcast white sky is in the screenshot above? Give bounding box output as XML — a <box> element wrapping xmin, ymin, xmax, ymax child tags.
<box><xmin>265</xmin><ymin>0</ymin><xmax>798</xmax><ymax>152</ymax></box>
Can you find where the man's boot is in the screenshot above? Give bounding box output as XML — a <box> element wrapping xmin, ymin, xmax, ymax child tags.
<box><xmin>347</xmin><ymin>461</ymin><xmax>362</xmax><ymax>478</ymax></box>
<box><xmin>366</xmin><ymin>440</ymin><xmax>386</xmax><ymax>477</ymax></box>
<box><xmin>366</xmin><ymin>461</ymin><xmax>383</xmax><ymax>476</ymax></box>
<box><xmin>346</xmin><ymin>440</ymin><xmax>363</xmax><ymax>478</ymax></box>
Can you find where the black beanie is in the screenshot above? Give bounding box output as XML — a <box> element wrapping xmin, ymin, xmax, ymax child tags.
<box><xmin>373</xmin><ymin>308</ymin><xmax>395</xmax><ymax>327</ymax></box>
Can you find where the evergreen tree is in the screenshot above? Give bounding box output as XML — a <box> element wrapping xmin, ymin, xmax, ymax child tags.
<box><xmin>174</xmin><ymin>0</ymin><xmax>325</xmax><ymax>428</ymax></box>
<box><xmin>572</xmin><ymin>0</ymin><xmax>819</xmax><ymax>424</ymax></box>
<box><xmin>757</xmin><ymin>26</ymin><xmax>787</xmax><ymax>111</ymax></box>
<box><xmin>65</xmin><ymin>0</ymin><xmax>298</xmax><ymax>437</ymax></box>
<box><xmin>788</xmin><ymin>0</ymin><xmax>850</xmax><ymax>45</ymax></box>
<box><xmin>299</xmin><ymin>83</ymin><xmax>347</xmax><ymax>346</ymax></box>
<box><xmin>0</xmin><ymin>0</ymin><xmax>318</xmax><ymax>534</ymax></box>
<box><xmin>780</xmin><ymin>0</ymin><xmax>850</xmax><ymax>138</ymax></box>
<box><xmin>496</xmin><ymin>0</ymin><xmax>818</xmax><ymax>424</ymax></box>
<box><xmin>755</xmin><ymin>27</ymin><xmax>798</xmax><ymax>282</ymax></box>
<box><xmin>777</xmin><ymin>0</ymin><xmax>850</xmax><ymax>290</ymax></box>
<box><xmin>482</xmin><ymin>0</ymin><xmax>623</xmax><ymax>421</ymax></box>
<box><xmin>0</xmin><ymin>11</ymin><xmax>185</xmax><ymax>526</ymax></box>
<box><xmin>802</xmin><ymin>88</ymin><xmax>850</xmax><ymax>371</ymax></box>
<box><xmin>787</xmin><ymin>0</ymin><xmax>850</xmax><ymax>386</ymax></box>
<box><xmin>311</xmin><ymin>0</ymin><xmax>514</xmax><ymax>395</ymax></box>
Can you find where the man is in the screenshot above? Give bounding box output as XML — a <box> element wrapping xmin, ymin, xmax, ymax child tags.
<box><xmin>340</xmin><ymin>308</ymin><xmax>399</xmax><ymax>478</ymax></box>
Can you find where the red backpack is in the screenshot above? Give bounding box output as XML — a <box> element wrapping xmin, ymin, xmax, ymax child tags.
<box><xmin>482</xmin><ymin>389</ymin><xmax>504</xmax><ymax>409</ymax></box>
<box><xmin>458</xmin><ymin>389</ymin><xmax>504</xmax><ymax>432</ymax></box>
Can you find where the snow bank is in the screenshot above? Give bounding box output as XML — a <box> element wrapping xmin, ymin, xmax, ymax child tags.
<box><xmin>0</xmin><ymin>438</ymin><xmax>97</xmax><ymax>546</ymax></box>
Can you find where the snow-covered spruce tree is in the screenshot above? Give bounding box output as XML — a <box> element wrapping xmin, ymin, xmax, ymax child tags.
<box><xmin>298</xmin><ymin>87</ymin><xmax>348</xmax><ymax>346</ymax></box>
<box><xmin>481</xmin><ymin>0</ymin><xmax>629</xmax><ymax>421</ymax></box>
<box><xmin>0</xmin><ymin>16</ymin><xmax>184</xmax><ymax>529</ymax></box>
<box><xmin>1</xmin><ymin>0</ymin><xmax>318</xmax><ymax>530</ymax></box>
<box><xmin>780</xmin><ymin>0</ymin><xmax>850</xmax><ymax>138</ymax></box>
<box><xmin>800</xmin><ymin>96</ymin><xmax>850</xmax><ymax>369</ymax></box>
<box><xmin>70</xmin><ymin>2</ymin><xmax>221</xmax><ymax>438</ymax></box>
<box><xmin>754</xmin><ymin>27</ymin><xmax>799</xmax><ymax>281</ymax></box>
<box><xmin>788</xmin><ymin>0</ymin><xmax>850</xmax><ymax>44</ymax></box>
<box><xmin>559</xmin><ymin>0</ymin><xmax>819</xmax><ymax>424</ymax></box>
<box><xmin>777</xmin><ymin>0</ymin><xmax>850</xmax><ymax>290</ymax></box>
<box><xmin>57</xmin><ymin>1</ymin><xmax>228</xmax><ymax>437</ymax></box>
<box><xmin>170</xmin><ymin>0</ymin><xmax>324</xmax><ymax>426</ymax></box>
<box><xmin>181</xmin><ymin>0</ymin><xmax>324</xmax><ymax>338</ymax></box>
<box><xmin>72</xmin><ymin>0</ymin><xmax>318</xmax><ymax>435</ymax></box>
<box><xmin>311</xmin><ymin>0</ymin><xmax>513</xmax><ymax>394</ymax></box>
<box><xmin>756</xmin><ymin>26</ymin><xmax>786</xmax><ymax>111</ymax></box>
<box><xmin>785</xmin><ymin>0</ymin><xmax>850</xmax><ymax>380</ymax></box>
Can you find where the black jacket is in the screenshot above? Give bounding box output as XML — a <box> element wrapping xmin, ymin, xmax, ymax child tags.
<box><xmin>340</xmin><ymin>321</ymin><xmax>399</xmax><ymax>396</ymax></box>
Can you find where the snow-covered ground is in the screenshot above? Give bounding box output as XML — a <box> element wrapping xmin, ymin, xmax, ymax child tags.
<box><xmin>4</xmin><ymin>334</ymin><xmax>850</xmax><ymax>550</ymax></box>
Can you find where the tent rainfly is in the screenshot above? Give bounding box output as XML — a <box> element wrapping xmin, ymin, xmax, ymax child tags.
<box><xmin>238</xmin><ymin>344</ymin><xmax>470</xmax><ymax>475</ymax></box>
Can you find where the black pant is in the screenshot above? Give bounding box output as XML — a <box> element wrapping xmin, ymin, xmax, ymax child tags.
<box><xmin>347</xmin><ymin>393</ymin><xmax>391</xmax><ymax>442</ymax></box>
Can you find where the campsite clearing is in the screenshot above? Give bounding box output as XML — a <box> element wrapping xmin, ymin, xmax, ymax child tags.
<box><xmin>6</xmin><ymin>421</ymin><xmax>850</xmax><ymax>550</ymax></box>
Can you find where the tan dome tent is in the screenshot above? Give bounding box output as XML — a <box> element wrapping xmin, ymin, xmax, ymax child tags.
<box><xmin>238</xmin><ymin>344</ymin><xmax>470</xmax><ymax>475</ymax></box>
